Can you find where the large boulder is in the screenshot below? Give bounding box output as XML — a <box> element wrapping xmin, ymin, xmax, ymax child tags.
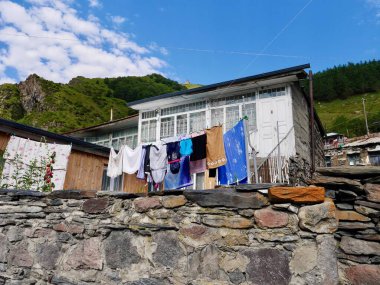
<box><xmin>269</xmin><ymin>186</ymin><xmax>325</xmax><ymax>204</ymax></box>
<box><xmin>243</xmin><ymin>248</ymin><xmax>291</xmax><ymax>285</ymax></box>
<box><xmin>104</xmin><ymin>231</ymin><xmax>141</xmax><ymax>269</ymax></box>
<box><xmin>298</xmin><ymin>199</ymin><xmax>338</xmax><ymax>233</ymax></box>
<box><xmin>340</xmin><ymin>236</ymin><xmax>380</xmax><ymax>256</ymax></box>
<box><xmin>254</xmin><ymin>207</ymin><xmax>289</xmax><ymax>228</ymax></box>
<box><xmin>364</xmin><ymin>183</ymin><xmax>380</xmax><ymax>203</ymax></box>
<box><xmin>345</xmin><ymin>265</ymin><xmax>380</xmax><ymax>285</ymax></box>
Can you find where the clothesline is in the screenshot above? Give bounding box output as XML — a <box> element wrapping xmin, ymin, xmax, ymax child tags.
<box><xmin>107</xmin><ymin>119</ymin><xmax>249</xmax><ymax>191</ymax></box>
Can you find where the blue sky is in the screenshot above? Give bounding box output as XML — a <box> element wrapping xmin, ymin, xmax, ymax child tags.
<box><xmin>0</xmin><ymin>0</ymin><xmax>379</xmax><ymax>84</ymax></box>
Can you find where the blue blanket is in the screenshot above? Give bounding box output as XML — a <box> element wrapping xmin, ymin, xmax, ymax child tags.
<box><xmin>218</xmin><ymin>120</ymin><xmax>248</xmax><ymax>185</ymax></box>
<box><xmin>164</xmin><ymin>156</ymin><xmax>193</xmax><ymax>190</ymax></box>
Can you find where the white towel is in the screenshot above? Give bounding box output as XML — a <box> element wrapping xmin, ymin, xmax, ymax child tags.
<box><xmin>122</xmin><ymin>145</ymin><xmax>142</xmax><ymax>174</ymax></box>
<box><xmin>107</xmin><ymin>146</ymin><xmax>124</xmax><ymax>178</ymax></box>
<box><xmin>149</xmin><ymin>143</ymin><xmax>167</xmax><ymax>184</ymax></box>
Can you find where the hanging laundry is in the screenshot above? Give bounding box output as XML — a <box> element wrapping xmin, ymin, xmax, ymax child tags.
<box><xmin>107</xmin><ymin>146</ymin><xmax>124</xmax><ymax>178</ymax></box>
<box><xmin>164</xmin><ymin>156</ymin><xmax>192</xmax><ymax>190</ymax></box>
<box><xmin>206</xmin><ymin>125</ymin><xmax>226</xmax><ymax>169</ymax></box>
<box><xmin>180</xmin><ymin>138</ymin><xmax>193</xmax><ymax>157</ymax></box>
<box><xmin>190</xmin><ymin>134</ymin><xmax>206</xmax><ymax>161</ymax></box>
<box><xmin>149</xmin><ymin>143</ymin><xmax>167</xmax><ymax>184</ymax></box>
<box><xmin>122</xmin><ymin>145</ymin><xmax>142</xmax><ymax>174</ymax></box>
<box><xmin>166</xmin><ymin>141</ymin><xmax>181</xmax><ymax>174</ymax></box>
<box><xmin>136</xmin><ymin>147</ymin><xmax>146</xmax><ymax>179</ymax></box>
<box><xmin>189</xmin><ymin>159</ymin><xmax>206</xmax><ymax>174</ymax></box>
<box><xmin>144</xmin><ymin>145</ymin><xmax>152</xmax><ymax>173</ymax></box>
<box><xmin>1</xmin><ymin>136</ymin><xmax>72</xmax><ymax>190</ymax></box>
<box><xmin>218</xmin><ymin>120</ymin><xmax>248</xmax><ymax>185</ymax></box>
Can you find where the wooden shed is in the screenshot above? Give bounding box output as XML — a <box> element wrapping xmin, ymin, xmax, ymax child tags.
<box><xmin>0</xmin><ymin>118</ymin><xmax>146</xmax><ymax>193</ymax></box>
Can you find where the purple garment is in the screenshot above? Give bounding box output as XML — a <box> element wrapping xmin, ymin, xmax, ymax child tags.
<box><xmin>164</xmin><ymin>156</ymin><xmax>192</xmax><ymax>190</ymax></box>
<box><xmin>189</xmin><ymin>158</ymin><xmax>206</xmax><ymax>174</ymax></box>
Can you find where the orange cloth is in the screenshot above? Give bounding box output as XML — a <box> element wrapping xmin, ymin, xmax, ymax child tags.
<box><xmin>205</xmin><ymin>125</ymin><xmax>226</xmax><ymax>169</ymax></box>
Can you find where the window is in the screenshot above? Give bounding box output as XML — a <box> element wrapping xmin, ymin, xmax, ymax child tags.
<box><xmin>142</xmin><ymin>111</ymin><xmax>156</xmax><ymax>119</ymax></box>
<box><xmin>259</xmin><ymin>87</ymin><xmax>286</xmax><ymax>99</ymax></box>
<box><xmin>161</xmin><ymin>101</ymin><xmax>206</xmax><ymax>116</ymax></box>
<box><xmin>211</xmin><ymin>108</ymin><xmax>224</xmax><ymax>127</ymax></box>
<box><xmin>243</xmin><ymin>103</ymin><xmax>257</xmax><ymax>132</ymax></box>
<box><xmin>141</xmin><ymin>120</ymin><xmax>157</xmax><ymax>143</ymax></box>
<box><xmin>325</xmin><ymin>156</ymin><xmax>332</xmax><ymax>167</ymax></box>
<box><xmin>347</xmin><ymin>153</ymin><xmax>360</xmax><ymax>166</ymax></box>
<box><xmin>369</xmin><ymin>151</ymin><xmax>380</xmax><ymax>166</ymax></box>
<box><xmin>101</xmin><ymin>167</ymin><xmax>123</xmax><ymax>191</ymax></box>
<box><xmin>177</xmin><ymin>114</ymin><xmax>188</xmax><ymax>135</ymax></box>
<box><xmin>190</xmin><ymin>111</ymin><xmax>206</xmax><ymax>133</ymax></box>
<box><xmin>225</xmin><ymin>106</ymin><xmax>240</xmax><ymax>131</ymax></box>
<box><xmin>160</xmin><ymin>117</ymin><xmax>175</xmax><ymax>138</ymax></box>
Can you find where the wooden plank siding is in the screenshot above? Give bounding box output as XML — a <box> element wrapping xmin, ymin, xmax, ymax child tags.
<box><xmin>63</xmin><ymin>150</ymin><xmax>107</xmax><ymax>191</ymax></box>
<box><xmin>123</xmin><ymin>174</ymin><xmax>148</xmax><ymax>193</ymax></box>
<box><xmin>0</xmin><ymin>132</ymin><xmax>10</xmax><ymax>152</ymax></box>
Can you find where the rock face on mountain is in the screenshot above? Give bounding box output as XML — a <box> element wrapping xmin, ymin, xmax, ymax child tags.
<box><xmin>0</xmin><ymin>73</ymin><xmax>184</xmax><ymax>133</ymax></box>
<box><xmin>18</xmin><ymin>74</ymin><xmax>47</xmax><ymax>113</ymax></box>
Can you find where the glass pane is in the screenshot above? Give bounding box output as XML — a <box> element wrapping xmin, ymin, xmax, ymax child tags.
<box><xmin>243</xmin><ymin>103</ymin><xmax>257</xmax><ymax>132</ymax></box>
<box><xmin>177</xmin><ymin>114</ymin><xmax>188</xmax><ymax>135</ymax></box>
<box><xmin>211</xmin><ymin>108</ymin><xmax>224</xmax><ymax>127</ymax></box>
<box><xmin>195</xmin><ymin>173</ymin><xmax>205</xmax><ymax>189</ymax></box>
<box><xmin>160</xmin><ymin>117</ymin><xmax>175</xmax><ymax>138</ymax></box>
<box><xmin>190</xmin><ymin>111</ymin><xmax>206</xmax><ymax>133</ymax></box>
<box><xmin>148</xmin><ymin>120</ymin><xmax>157</xmax><ymax>142</ymax></box>
<box><xmin>141</xmin><ymin>120</ymin><xmax>157</xmax><ymax>143</ymax></box>
<box><xmin>225</xmin><ymin>106</ymin><xmax>240</xmax><ymax>130</ymax></box>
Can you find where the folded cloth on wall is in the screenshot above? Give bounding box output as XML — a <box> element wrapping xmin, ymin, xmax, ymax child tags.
<box><xmin>107</xmin><ymin>146</ymin><xmax>124</xmax><ymax>178</ymax></box>
<box><xmin>218</xmin><ymin>120</ymin><xmax>247</xmax><ymax>185</ymax></box>
<box><xmin>189</xmin><ymin>158</ymin><xmax>206</xmax><ymax>174</ymax></box>
<box><xmin>206</xmin><ymin>125</ymin><xmax>226</xmax><ymax>169</ymax></box>
<box><xmin>2</xmin><ymin>136</ymin><xmax>72</xmax><ymax>190</ymax></box>
<box><xmin>164</xmin><ymin>156</ymin><xmax>192</xmax><ymax>190</ymax></box>
<box><xmin>190</xmin><ymin>134</ymin><xmax>206</xmax><ymax>161</ymax></box>
<box><xmin>122</xmin><ymin>145</ymin><xmax>142</xmax><ymax>174</ymax></box>
<box><xmin>149</xmin><ymin>143</ymin><xmax>167</xmax><ymax>184</ymax></box>
<box><xmin>180</xmin><ymin>138</ymin><xmax>193</xmax><ymax>157</ymax></box>
<box><xmin>136</xmin><ymin>147</ymin><xmax>146</xmax><ymax>179</ymax></box>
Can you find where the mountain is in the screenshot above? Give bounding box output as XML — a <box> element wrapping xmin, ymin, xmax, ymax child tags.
<box><xmin>0</xmin><ymin>74</ymin><xmax>186</xmax><ymax>133</ymax></box>
<box><xmin>309</xmin><ymin>60</ymin><xmax>380</xmax><ymax>137</ymax></box>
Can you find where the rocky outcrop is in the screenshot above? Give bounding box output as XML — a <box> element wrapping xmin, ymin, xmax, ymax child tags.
<box><xmin>18</xmin><ymin>74</ymin><xmax>47</xmax><ymax>113</ymax></box>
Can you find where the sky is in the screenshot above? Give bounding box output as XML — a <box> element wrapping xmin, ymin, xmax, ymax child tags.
<box><xmin>0</xmin><ymin>0</ymin><xmax>380</xmax><ymax>85</ymax></box>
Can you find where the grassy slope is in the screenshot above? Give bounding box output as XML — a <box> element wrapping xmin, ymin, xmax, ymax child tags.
<box><xmin>315</xmin><ymin>91</ymin><xmax>380</xmax><ymax>135</ymax></box>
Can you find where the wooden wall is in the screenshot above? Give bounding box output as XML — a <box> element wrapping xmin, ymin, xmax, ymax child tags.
<box><xmin>63</xmin><ymin>150</ymin><xmax>107</xmax><ymax>191</ymax></box>
<box><xmin>0</xmin><ymin>132</ymin><xmax>10</xmax><ymax>152</ymax></box>
<box><xmin>123</xmin><ymin>174</ymin><xmax>148</xmax><ymax>193</ymax></box>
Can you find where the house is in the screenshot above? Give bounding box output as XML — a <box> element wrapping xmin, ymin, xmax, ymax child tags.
<box><xmin>324</xmin><ymin>133</ymin><xmax>380</xmax><ymax>167</ymax></box>
<box><xmin>0</xmin><ymin>118</ymin><xmax>146</xmax><ymax>193</ymax></box>
<box><xmin>69</xmin><ymin>64</ymin><xmax>324</xmax><ymax>187</ymax></box>
<box><xmin>64</xmin><ymin>114</ymin><xmax>139</xmax><ymax>151</ymax></box>
<box><xmin>127</xmin><ymin>64</ymin><xmax>324</xmax><ymax>185</ymax></box>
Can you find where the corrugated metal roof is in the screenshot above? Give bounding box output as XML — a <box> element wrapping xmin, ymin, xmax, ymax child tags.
<box><xmin>344</xmin><ymin>136</ymin><xmax>380</xmax><ymax>147</ymax></box>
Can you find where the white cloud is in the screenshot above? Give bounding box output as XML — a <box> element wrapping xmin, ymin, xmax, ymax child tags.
<box><xmin>367</xmin><ymin>0</ymin><xmax>380</xmax><ymax>17</ymax></box>
<box><xmin>0</xmin><ymin>0</ymin><xmax>167</xmax><ymax>83</ymax></box>
<box><xmin>110</xmin><ymin>15</ymin><xmax>126</xmax><ymax>25</ymax></box>
<box><xmin>88</xmin><ymin>0</ymin><xmax>101</xmax><ymax>8</ymax></box>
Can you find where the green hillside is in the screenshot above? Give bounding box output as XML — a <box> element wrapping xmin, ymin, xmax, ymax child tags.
<box><xmin>0</xmin><ymin>74</ymin><xmax>185</xmax><ymax>133</ymax></box>
<box><xmin>315</xmin><ymin>91</ymin><xmax>380</xmax><ymax>137</ymax></box>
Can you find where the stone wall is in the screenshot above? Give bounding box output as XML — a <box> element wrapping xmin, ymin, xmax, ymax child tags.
<box><xmin>309</xmin><ymin>167</ymin><xmax>380</xmax><ymax>285</ymax></box>
<box><xmin>0</xmin><ymin>177</ymin><xmax>378</xmax><ymax>284</ymax></box>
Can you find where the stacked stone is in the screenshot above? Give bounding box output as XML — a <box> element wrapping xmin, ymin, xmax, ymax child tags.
<box><xmin>0</xmin><ymin>186</ymin><xmax>348</xmax><ymax>285</ymax></box>
<box><xmin>309</xmin><ymin>167</ymin><xmax>380</xmax><ymax>285</ymax></box>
